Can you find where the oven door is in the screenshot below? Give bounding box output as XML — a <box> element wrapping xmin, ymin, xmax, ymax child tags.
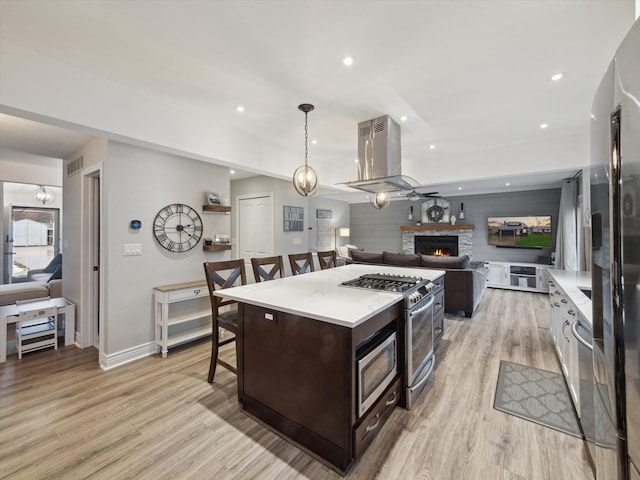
<box><xmin>405</xmin><ymin>295</ymin><xmax>435</xmax><ymax>409</ymax></box>
<box><xmin>357</xmin><ymin>331</ymin><xmax>397</xmax><ymax>417</ymax></box>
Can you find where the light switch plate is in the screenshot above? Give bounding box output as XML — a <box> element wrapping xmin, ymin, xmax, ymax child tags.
<box><xmin>124</xmin><ymin>243</ymin><xmax>142</xmax><ymax>256</ymax></box>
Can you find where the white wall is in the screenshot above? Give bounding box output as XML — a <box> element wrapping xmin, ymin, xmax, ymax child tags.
<box><xmin>103</xmin><ymin>142</ymin><xmax>230</xmax><ymax>356</ymax></box>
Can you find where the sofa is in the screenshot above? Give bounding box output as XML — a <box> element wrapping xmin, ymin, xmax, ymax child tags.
<box><xmin>0</xmin><ymin>280</ymin><xmax>63</xmax><ymax>307</ymax></box>
<box><xmin>349</xmin><ymin>250</ymin><xmax>488</xmax><ymax>317</ymax></box>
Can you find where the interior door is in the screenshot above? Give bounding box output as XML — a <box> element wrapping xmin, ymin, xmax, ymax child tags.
<box><xmin>238</xmin><ymin>195</ymin><xmax>272</xmax><ymax>266</ymax></box>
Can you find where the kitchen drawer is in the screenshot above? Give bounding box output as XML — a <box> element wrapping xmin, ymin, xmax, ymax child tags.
<box><xmin>168</xmin><ymin>286</ymin><xmax>208</xmax><ymax>302</ymax></box>
<box><xmin>433</xmin><ymin>290</ymin><xmax>445</xmax><ymax>316</ymax></box>
<box><xmin>353</xmin><ymin>377</ymin><xmax>400</xmax><ymax>457</ymax></box>
<box><xmin>434</xmin><ymin>310</ymin><xmax>444</xmax><ymax>345</ymax></box>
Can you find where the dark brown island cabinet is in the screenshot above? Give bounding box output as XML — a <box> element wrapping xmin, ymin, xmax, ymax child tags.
<box><xmin>237</xmin><ymin>301</ymin><xmax>403</xmax><ymax>474</ymax></box>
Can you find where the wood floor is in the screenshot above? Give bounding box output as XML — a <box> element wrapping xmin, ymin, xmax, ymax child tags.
<box><xmin>0</xmin><ymin>288</ymin><xmax>594</xmax><ymax>480</ymax></box>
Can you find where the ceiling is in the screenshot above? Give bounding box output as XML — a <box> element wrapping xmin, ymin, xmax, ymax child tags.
<box><xmin>0</xmin><ymin>1</ymin><xmax>636</xmax><ymax>201</ymax></box>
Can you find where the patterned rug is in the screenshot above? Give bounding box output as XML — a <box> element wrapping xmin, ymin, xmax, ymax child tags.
<box><xmin>493</xmin><ymin>360</ymin><xmax>582</xmax><ymax>438</ymax></box>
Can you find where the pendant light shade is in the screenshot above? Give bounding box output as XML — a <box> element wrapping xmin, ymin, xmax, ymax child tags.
<box><xmin>33</xmin><ymin>185</ymin><xmax>55</xmax><ymax>205</ymax></box>
<box><xmin>370</xmin><ymin>192</ymin><xmax>390</xmax><ymax>209</ymax></box>
<box><xmin>293</xmin><ymin>103</ymin><xmax>319</xmax><ymax>197</ymax></box>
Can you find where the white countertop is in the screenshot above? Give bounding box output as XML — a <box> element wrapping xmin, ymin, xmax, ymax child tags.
<box><xmin>546</xmin><ymin>269</ymin><xmax>593</xmax><ymax>327</ymax></box>
<box><xmin>213</xmin><ymin>264</ymin><xmax>445</xmax><ymax>328</ymax></box>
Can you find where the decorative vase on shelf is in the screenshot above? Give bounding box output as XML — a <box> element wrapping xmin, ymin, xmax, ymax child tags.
<box><xmin>450</xmin><ymin>215</ymin><xmax>457</xmax><ymax>225</ymax></box>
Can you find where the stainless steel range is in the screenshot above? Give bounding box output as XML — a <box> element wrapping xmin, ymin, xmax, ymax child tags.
<box><xmin>341</xmin><ymin>273</ymin><xmax>437</xmax><ymax>410</ymax></box>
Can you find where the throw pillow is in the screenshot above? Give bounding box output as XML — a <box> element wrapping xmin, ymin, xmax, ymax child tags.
<box><xmin>351</xmin><ymin>250</ymin><xmax>383</xmax><ymax>264</ymax></box>
<box><xmin>48</xmin><ymin>264</ymin><xmax>62</xmax><ymax>282</ymax></box>
<box><xmin>43</xmin><ymin>253</ymin><xmax>62</xmax><ymax>273</ymax></box>
<box><xmin>383</xmin><ymin>251</ymin><xmax>421</xmax><ymax>266</ymax></box>
<box><xmin>420</xmin><ymin>254</ymin><xmax>470</xmax><ymax>269</ymax></box>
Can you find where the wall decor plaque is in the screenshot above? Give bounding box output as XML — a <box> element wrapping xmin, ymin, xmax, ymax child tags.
<box><xmin>284</xmin><ymin>205</ymin><xmax>304</xmax><ymax>231</ymax></box>
<box><xmin>316</xmin><ymin>209</ymin><xmax>332</xmax><ymax>219</ymax></box>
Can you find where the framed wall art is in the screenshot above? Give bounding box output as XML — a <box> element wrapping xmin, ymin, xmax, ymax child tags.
<box><xmin>283</xmin><ymin>205</ymin><xmax>304</xmax><ymax>231</ymax></box>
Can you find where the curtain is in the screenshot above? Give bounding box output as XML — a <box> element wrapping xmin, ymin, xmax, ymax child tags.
<box><xmin>555</xmin><ymin>179</ymin><xmax>579</xmax><ymax>271</ymax></box>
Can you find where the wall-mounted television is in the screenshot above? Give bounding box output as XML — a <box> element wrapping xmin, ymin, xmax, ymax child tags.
<box><xmin>487</xmin><ymin>215</ymin><xmax>552</xmax><ymax>248</ymax></box>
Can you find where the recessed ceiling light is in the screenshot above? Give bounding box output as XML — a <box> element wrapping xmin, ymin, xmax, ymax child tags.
<box><xmin>458</xmin><ymin>187</ymin><xmax>462</xmax><ymax>191</ymax></box>
<box><xmin>311</xmin><ymin>139</ymin><xmax>317</xmax><ymax>145</ymax></box>
<box><xmin>343</xmin><ymin>56</ymin><xmax>354</xmax><ymax>66</ymax></box>
<box><xmin>400</xmin><ymin>116</ymin><xmax>408</xmax><ymax>122</ymax></box>
<box><xmin>429</xmin><ymin>144</ymin><xmax>436</xmax><ymax>150</ymax></box>
<box><xmin>235</xmin><ymin>105</ymin><xmax>245</xmax><ymax>113</ymax></box>
<box><xmin>505</xmin><ymin>182</ymin><xmax>510</xmax><ymax>186</ymax></box>
<box><xmin>550</xmin><ymin>72</ymin><xmax>563</xmax><ymax>81</ymax></box>
<box><xmin>354</xmin><ymin>159</ymin><xmax>359</xmax><ymax>163</ymax></box>
<box><xmin>539</xmin><ymin>123</ymin><xmax>549</xmax><ymax>129</ymax></box>
<box><xmin>230</xmin><ymin>170</ymin><xmax>235</xmax><ymax>174</ymax></box>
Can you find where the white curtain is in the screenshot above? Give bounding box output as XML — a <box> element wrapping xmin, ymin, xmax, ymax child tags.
<box><xmin>554</xmin><ymin>179</ymin><xmax>579</xmax><ymax>271</ymax></box>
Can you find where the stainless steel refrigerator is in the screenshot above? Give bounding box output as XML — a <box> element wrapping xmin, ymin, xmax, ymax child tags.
<box><xmin>590</xmin><ymin>18</ymin><xmax>640</xmax><ymax>480</ymax></box>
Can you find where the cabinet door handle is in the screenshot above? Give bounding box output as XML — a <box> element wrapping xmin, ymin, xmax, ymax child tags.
<box><xmin>560</xmin><ymin>298</ymin><xmax>568</xmax><ymax>304</ymax></box>
<box><xmin>194</xmin><ymin>289</ymin><xmax>201</xmax><ymax>295</ymax></box>
<box><xmin>435</xmin><ymin>327</ymin><xmax>443</xmax><ymax>335</ymax></box>
<box><xmin>366</xmin><ymin>413</ymin><xmax>381</xmax><ymax>432</ymax></box>
<box><xmin>385</xmin><ymin>391</ymin><xmax>397</xmax><ymax>406</ymax></box>
<box><xmin>555</xmin><ymin>290</ymin><xmax>561</xmax><ymax>294</ymax></box>
<box><xmin>568</xmin><ymin>309</ymin><xmax>575</xmax><ymax>316</ymax></box>
<box><xmin>562</xmin><ymin>320</ymin><xmax>571</xmax><ymax>341</ymax></box>
<box><xmin>554</xmin><ymin>302</ymin><xmax>561</xmax><ymax>307</ymax></box>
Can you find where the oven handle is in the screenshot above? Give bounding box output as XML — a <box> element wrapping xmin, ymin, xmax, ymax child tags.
<box><xmin>571</xmin><ymin>319</ymin><xmax>593</xmax><ymax>351</ymax></box>
<box><xmin>409</xmin><ymin>297</ymin><xmax>434</xmax><ymax>317</ymax></box>
<box><xmin>411</xmin><ymin>355</ymin><xmax>435</xmax><ymax>393</ymax></box>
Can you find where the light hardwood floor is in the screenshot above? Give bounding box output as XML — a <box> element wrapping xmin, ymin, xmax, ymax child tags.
<box><xmin>0</xmin><ymin>288</ymin><xmax>593</xmax><ymax>479</ymax></box>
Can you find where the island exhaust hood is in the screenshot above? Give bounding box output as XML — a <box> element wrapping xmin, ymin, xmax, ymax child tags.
<box><xmin>342</xmin><ymin>115</ymin><xmax>420</xmax><ymax>193</ymax></box>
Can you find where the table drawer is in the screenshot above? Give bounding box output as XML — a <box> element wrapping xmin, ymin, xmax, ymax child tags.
<box><xmin>167</xmin><ymin>286</ymin><xmax>208</xmax><ymax>303</ymax></box>
<box><xmin>20</xmin><ymin>306</ymin><xmax>57</xmax><ymax>321</ymax></box>
<box><xmin>353</xmin><ymin>377</ymin><xmax>400</xmax><ymax>457</ymax></box>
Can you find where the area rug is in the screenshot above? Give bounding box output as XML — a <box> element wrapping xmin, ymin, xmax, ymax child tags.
<box><xmin>493</xmin><ymin>360</ymin><xmax>582</xmax><ymax>438</ymax></box>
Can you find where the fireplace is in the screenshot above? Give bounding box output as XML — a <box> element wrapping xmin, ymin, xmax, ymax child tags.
<box><xmin>415</xmin><ymin>236</ymin><xmax>459</xmax><ymax>256</ymax></box>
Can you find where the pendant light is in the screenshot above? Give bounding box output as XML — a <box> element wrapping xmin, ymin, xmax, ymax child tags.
<box><xmin>33</xmin><ymin>185</ymin><xmax>55</xmax><ymax>205</ymax></box>
<box><xmin>293</xmin><ymin>103</ymin><xmax>319</xmax><ymax>196</ymax></box>
<box><xmin>370</xmin><ymin>192</ymin><xmax>390</xmax><ymax>209</ymax></box>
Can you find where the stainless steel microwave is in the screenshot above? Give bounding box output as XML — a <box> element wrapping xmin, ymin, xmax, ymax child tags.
<box><xmin>357</xmin><ymin>330</ymin><xmax>398</xmax><ymax>417</ymax></box>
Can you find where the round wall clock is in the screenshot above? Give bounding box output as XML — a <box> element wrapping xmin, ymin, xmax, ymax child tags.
<box><xmin>153</xmin><ymin>203</ymin><xmax>203</xmax><ymax>253</ymax></box>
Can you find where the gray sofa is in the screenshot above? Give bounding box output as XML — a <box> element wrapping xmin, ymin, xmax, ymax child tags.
<box><xmin>0</xmin><ymin>280</ymin><xmax>63</xmax><ymax>307</ymax></box>
<box><xmin>349</xmin><ymin>251</ymin><xmax>488</xmax><ymax>317</ymax></box>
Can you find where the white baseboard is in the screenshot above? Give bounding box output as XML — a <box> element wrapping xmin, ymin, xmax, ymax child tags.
<box><xmin>100</xmin><ymin>341</ymin><xmax>157</xmax><ymax>370</ymax></box>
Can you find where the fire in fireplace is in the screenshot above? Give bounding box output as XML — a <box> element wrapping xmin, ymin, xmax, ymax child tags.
<box><xmin>415</xmin><ymin>236</ymin><xmax>459</xmax><ymax>256</ymax></box>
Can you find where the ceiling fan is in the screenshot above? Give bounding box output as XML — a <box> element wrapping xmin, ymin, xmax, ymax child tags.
<box><xmin>405</xmin><ymin>189</ymin><xmax>440</xmax><ymax>201</ymax></box>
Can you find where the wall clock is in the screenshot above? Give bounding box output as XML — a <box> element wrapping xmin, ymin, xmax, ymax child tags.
<box><xmin>153</xmin><ymin>203</ymin><xmax>203</xmax><ymax>253</ymax></box>
<box><xmin>421</xmin><ymin>199</ymin><xmax>450</xmax><ymax>223</ymax></box>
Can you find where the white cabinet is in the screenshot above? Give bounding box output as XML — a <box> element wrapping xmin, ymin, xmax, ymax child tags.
<box><xmin>154</xmin><ymin>280</ymin><xmax>211</xmax><ymax>358</ymax></box>
<box><xmin>486</xmin><ymin>263</ymin><xmax>509</xmax><ymax>287</ymax></box>
<box><xmin>548</xmin><ymin>279</ymin><xmax>580</xmax><ymax>413</ymax></box>
<box><xmin>485</xmin><ymin>261</ymin><xmax>548</xmax><ymax>293</ymax></box>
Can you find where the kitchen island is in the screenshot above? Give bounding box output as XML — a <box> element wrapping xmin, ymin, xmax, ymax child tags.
<box><xmin>214</xmin><ymin>264</ymin><xmax>444</xmax><ymax>473</ymax></box>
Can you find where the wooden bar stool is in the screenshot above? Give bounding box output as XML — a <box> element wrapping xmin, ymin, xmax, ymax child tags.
<box><xmin>317</xmin><ymin>250</ymin><xmax>337</xmax><ymax>270</ymax></box>
<box><xmin>288</xmin><ymin>252</ymin><xmax>315</xmax><ymax>275</ymax></box>
<box><xmin>251</xmin><ymin>256</ymin><xmax>285</xmax><ymax>282</ymax></box>
<box><xmin>203</xmin><ymin>259</ymin><xmax>247</xmax><ymax>383</ymax></box>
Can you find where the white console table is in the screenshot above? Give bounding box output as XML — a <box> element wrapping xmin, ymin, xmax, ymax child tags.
<box><xmin>0</xmin><ymin>297</ymin><xmax>75</xmax><ymax>362</ymax></box>
<box><xmin>154</xmin><ymin>280</ymin><xmax>212</xmax><ymax>358</ymax></box>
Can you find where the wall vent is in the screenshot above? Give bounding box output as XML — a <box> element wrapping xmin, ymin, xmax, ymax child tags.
<box><xmin>67</xmin><ymin>155</ymin><xmax>84</xmax><ymax>177</ymax></box>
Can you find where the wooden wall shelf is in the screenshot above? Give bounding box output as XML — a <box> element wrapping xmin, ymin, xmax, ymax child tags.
<box><xmin>203</xmin><ymin>245</ymin><xmax>232</xmax><ymax>252</ymax></box>
<box><xmin>400</xmin><ymin>224</ymin><xmax>474</xmax><ymax>231</ymax></box>
<box><xmin>202</xmin><ymin>205</ymin><xmax>231</xmax><ymax>214</ymax></box>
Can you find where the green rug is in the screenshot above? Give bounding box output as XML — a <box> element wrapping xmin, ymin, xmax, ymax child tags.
<box><xmin>493</xmin><ymin>360</ymin><xmax>582</xmax><ymax>438</ymax></box>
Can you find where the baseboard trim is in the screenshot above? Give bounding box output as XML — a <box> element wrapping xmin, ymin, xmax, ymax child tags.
<box><xmin>100</xmin><ymin>342</ymin><xmax>157</xmax><ymax>370</ymax></box>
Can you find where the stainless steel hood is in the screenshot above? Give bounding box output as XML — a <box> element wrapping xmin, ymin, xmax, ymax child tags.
<box><xmin>341</xmin><ymin>115</ymin><xmax>420</xmax><ymax>193</ymax></box>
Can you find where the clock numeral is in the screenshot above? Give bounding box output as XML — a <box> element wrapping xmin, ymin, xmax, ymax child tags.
<box><xmin>156</xmin><ymin>233</ymin><xmax>168</xmax><ymax>244</ymax></box>
<box><xmin>166</xmin><ymin>240</ymin><xmax>175</xmax><ymax>251</ymax></box>
<box><xmin>175</xmin><ymin>204</ymin><xmax>183</xmax><ymax>214</ymax></box>
<box><xmin>194</xmin><ymin>225</ymin><xmax>203</xmax><ymax>232</ymax></box>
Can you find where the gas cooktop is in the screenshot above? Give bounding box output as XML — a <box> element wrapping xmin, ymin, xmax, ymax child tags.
<box><xmin>340</xmin><ymin>273</ymin><xmax>426</xmax><ymax>293</ymax></box>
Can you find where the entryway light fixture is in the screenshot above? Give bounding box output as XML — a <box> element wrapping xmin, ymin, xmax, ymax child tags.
<box><xmin>293</xmin><ymin>103</ymin><xmax>319</xmax><ymax>197</ymax></box>
<box><xmin>370</xmin><ymin>192</ymin><xmax>390</xmax><ymax>209</ymax></box>
<box><xmin>33</xmin><ymin>185</ymin><xmax>55</xmax><ymax>205</ymax></box>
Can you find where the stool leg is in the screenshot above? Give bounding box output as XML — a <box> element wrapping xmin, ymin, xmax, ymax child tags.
<box><xmin>207</xmin><ymin>322</ymin><xmax>219</xmax><ymax>383</ymax></box>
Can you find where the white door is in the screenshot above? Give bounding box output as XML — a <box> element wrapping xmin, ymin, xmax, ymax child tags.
<box><xmin>238</xmin><ymin>195</ymin><xmax>272</xmax><ymax>265</ymax></box>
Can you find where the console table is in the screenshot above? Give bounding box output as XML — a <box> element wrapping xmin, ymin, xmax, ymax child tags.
<box><xmin>154</xmin><ymin>280</ymin><xmax>212</xmax><ymax>357</ymax></box>
<box><xmin>0</xmin><ymin>297</ymin><xmax>75</xmax><ymax>362</ymax></box>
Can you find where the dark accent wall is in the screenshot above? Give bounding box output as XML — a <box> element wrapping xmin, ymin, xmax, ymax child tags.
<box><xmin>350</xmin><ymin>188</ymin><xmax>561</xmax><ymax>264</ymax></box>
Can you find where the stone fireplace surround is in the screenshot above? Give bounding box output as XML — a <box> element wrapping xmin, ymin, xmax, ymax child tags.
<box><xmin>401</xmin><ymin>224</ymin><xmax>474</xmax><ymax>258</ymax></box>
